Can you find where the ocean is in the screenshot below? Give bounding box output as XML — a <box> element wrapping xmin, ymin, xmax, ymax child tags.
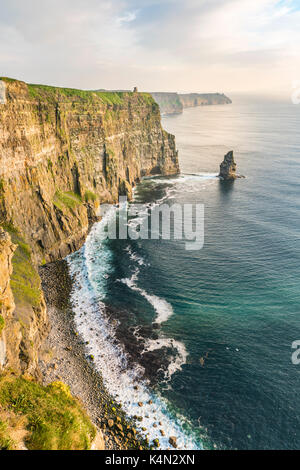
<box><xmin>67</xmin><ymin>95</ymin><xmax>300</xmax><ymax>450</ymax></box>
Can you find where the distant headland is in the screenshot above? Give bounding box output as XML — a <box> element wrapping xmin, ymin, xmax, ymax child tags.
<box><xmin>95</xmin><ymin>88</ymin><xmax>232</xmax><ymax>115</ymax></box>
<box><xmin>151</xmin><ymin>92</ymin><xmax>232</xmax><ymax>115</ymax></box>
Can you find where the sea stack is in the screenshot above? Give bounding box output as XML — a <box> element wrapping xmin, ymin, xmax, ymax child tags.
<box><xmin>219</xmin><ymin>150</ymin><xmax>237</xmax><ymax>180</ymax></box>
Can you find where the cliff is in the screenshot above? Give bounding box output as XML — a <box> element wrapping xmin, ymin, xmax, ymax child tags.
<box><xmin>0</xmin><ymin>229</ymin><xmax>16</xmax><ymax>371</ymax></box>
<box><xmin>150</xmin><ymin>92</ymin><xmax>183</xmax><ymax>115</ymax></box>
<box><xmin>0</xmin><ymin>77</ymin><xmax>179</xmax><ymax>376</ymax></box>
<box><xmin>151</xmin><ymin>92</ymin><xmax>231</xmax><ymax>114</ymax></box>
<box><xmin>179</xmin><ymin>92</ymin><xmax>232</xmax><ymax>108</ymax></box>
<box><xmin>0</xmin><ymin>78</ymin><xmax>179</xmax><ymax>264</ymax></box>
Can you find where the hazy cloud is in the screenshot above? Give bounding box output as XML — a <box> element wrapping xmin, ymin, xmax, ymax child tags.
<box><xmin>0</xmin><ymin>0</ymin><xmax>299</xmax><ymax>95</ymax></box>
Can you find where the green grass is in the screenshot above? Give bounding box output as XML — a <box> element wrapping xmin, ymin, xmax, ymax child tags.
<box><xmin>0</xmin><ymin>419</ymin><xmax>15</xmax><ymax>450</ymax></box>
<box><xmin>0</xmin><ymin>375</ymin><xmax>96</xmax><ymax>450</ymax></box>
<box><xmin>96</xmin><ymin>91</ymin><xmax>125</xmax><ymax>106</ymax></box>
<box><xmin>27</xmin><ymin>83</ymin><xmax>128</xmax><ymax>107</ymax></box>
<box><xmin>53</xmin><ymin>190</ymin><xmax>82</xmax><ymax>212</ymax></box>
<box><xmin>0</xmin><ymin>77</ymin><xmax>18</xmax><ymax>84</ymax></box>
<box><xmin>84</xmin><ymin>190</ymin><xmax>97</xmax><ymax>203</ymax></box>
<box><xmin>0</xmin><ymin>316</ymin><xmax>4</xmax><ymax>335</ymax></box>
<box><xmin>2</xmin><ymin>224</ymin><xmax>41</xmax><ymax>308</ymax></box>
<box><xmin>1</xmin><ymin>79</ymin><xmax>158</xmax><ymax>115</ymax></box>
<box><xmin>140</xmin><ymin>92</ymin><xmax>157</xmax><ymax>106</ymax></box>
<box><xmin>28</xmin><ymin>83</ymin><xmax>94</xmax><ymax>102</ymax></box>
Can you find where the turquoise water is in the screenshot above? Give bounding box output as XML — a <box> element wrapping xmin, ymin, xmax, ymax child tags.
<box><xmin>68</xmin><ymin>96</ymin><xmax>300</xmax><ymax>449</ymax></box>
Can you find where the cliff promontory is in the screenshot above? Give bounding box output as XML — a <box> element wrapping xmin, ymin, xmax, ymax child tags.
<box><xmin>151</xmin><ymin>92</ymin><xmax>231</xmax><ymax>114</ymax></box>
<box><xmin>179</xmin><ymin>92</ymin><xmax>232</xmax><ymax>109</ymax></box>
<box><xmin>0</xmin><ymin>77</ymin><xmax>179</xmax><ymax>375</ymax></box>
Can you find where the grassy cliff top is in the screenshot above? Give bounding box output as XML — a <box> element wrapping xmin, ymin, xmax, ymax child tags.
<box><xmin>0</xmin><ymin>77</ymin><xmax>156</xmax><ymax>108</ymax></box>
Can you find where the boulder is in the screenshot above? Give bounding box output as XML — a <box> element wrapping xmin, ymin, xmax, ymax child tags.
<box><xmin>169</xmin><ymin>436</ymin><xmax>178</xmax><ymax>448</ymax></box>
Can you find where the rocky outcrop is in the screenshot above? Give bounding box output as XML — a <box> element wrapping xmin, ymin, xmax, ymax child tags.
<box><xmin>0</xmin><ymin>77</ymin><xmax>179</xmax><ymax>375</ymax></box>
<box><xmin>219</xmin><ymin>151</ymin><xmax>237</xmax><ymax>180</ymax></box>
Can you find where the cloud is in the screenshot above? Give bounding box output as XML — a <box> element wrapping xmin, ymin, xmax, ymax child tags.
<box><xmin>0</xmin><ymin>0</ymin><xmax>299</xmax><ymax>95</ymax></box>
<box><xmin>117</xmin><ymin>10</ymin><xmax>138</xmax><ymax>24</ymax></box>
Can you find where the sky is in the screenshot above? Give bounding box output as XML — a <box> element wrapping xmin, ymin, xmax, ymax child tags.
<box><xmin>0</xmin><ymin>0</ymin><xmax>300</xmax><ymax>96</ymax></box>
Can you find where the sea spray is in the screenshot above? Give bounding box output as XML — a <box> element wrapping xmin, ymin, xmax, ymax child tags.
<box><xmin>67</xmin><ymin>210</ymin><xmax>200</xmax><ymax>450</ymax></box>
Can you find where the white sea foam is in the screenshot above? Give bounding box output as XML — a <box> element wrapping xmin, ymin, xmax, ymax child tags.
<box><xmin>144</xmin><ymin>338</ymin><xmax>189</xmax><ymax>379</ymax></box>
<box><xmin>136</xmin><ymin>172</ymin><xmax>218</xmax><ymax>204</ymax></box>
<box><xmin>145</xmin><ymin>172</ymin><xmax>219</xmax><ymax>185</ymax></box>
<box><xmin>125</xmin><ymin>246</ymin><xmax>148</xmax><ymax>266</ymax></box>
<box><xmin>67</xmin><ymin>217</ymin><xmax>200</xmax><ymax>450</ymax></box>
<box><xmin>120</xmin><ymin>269</ymin><xmax>174</xmax><ymax>325</ymax></box>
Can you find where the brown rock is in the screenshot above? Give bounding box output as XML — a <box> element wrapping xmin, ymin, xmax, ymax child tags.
<box><xmin>169</xmin><ymin>436</ymin><xmax>177</xmax><ymax>448</ymax></box>
<box><xmin>219</xmin><ymin>151</ymin><xmax>237</xmax><ymax>180</ymax></box>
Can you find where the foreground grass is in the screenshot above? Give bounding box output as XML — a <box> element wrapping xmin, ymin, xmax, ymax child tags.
<box><xmin>0</xmin><ymin>419</ymin><xmax>15</xmax><ymax>450</ymax></box>
<box><xmin>0</xmin><ymin>374</ymin><xmax>96</xmax><ymax>450</ymax></box>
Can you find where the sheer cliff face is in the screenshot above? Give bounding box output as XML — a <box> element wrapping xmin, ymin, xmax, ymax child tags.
<box><xmin>0</xmin><ymin>78</ymin><xmax>179</xmax><ymax>375</ymax></box>
<box><xmin>0</xmin><ymin>230</ymin><xmax>16</xmax><ymax>371</ymax></box>
<box><xmin>151</xmin><ymin>93</ymin><xmax>183</xmax><ymax>115</ymax></box>
<box><xmin>0</xmin><ymin>79</ymin><xmax>179</xmax><ymax>263</ymax></box>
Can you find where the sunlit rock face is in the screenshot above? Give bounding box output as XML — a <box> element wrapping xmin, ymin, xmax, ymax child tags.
<box><xmin>0</xmin><ymin>79</ymin><xmax>179</xmax><ymax>263</ymax></box>
<box><xmin>0</xmin><ymin>78</ymin><xmax>179</xmax><ymax>375</ymax></box>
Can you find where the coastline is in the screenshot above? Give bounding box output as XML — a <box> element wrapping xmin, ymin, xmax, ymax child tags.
<box><xmin>39</xmin><ymin>259</ymin><xmax>149</xmax><ymax>451</ymax></box>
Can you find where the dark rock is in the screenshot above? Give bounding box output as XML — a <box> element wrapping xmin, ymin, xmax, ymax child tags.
<box><xmin>219</xmin><ymin>151</ymin><xmax>237</xmax><ymax>180</ymax></box>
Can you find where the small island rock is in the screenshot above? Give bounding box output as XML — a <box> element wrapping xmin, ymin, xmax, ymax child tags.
<box><xmin>219</xmin><ymin>151</ymin><xmax>237</xmax><ymax>180</ymax></box>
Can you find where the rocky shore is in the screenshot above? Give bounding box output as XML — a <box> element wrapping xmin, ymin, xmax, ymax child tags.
<box><xmin>39</xmin><ymin>260</ymin><xmax>149</xmax><ymax>451</ymax></box>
